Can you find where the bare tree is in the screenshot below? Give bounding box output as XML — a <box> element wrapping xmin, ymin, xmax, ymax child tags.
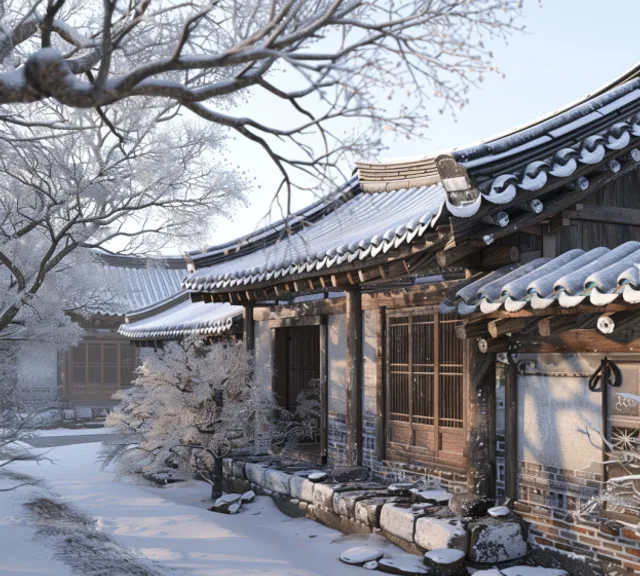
<box><xmin>579</xmin><ymin>393</ymin><xmax>640</xmax><ymax>530</ymax></box>
<box><xmin>0</xmin><ymin>0</ymin><xmax>522</xmax><ymax>205</ymax></box>
<box><xmin>0</xmin><ymin>100</ymin><xmax>245</xmax><ymax>341</ymax></box>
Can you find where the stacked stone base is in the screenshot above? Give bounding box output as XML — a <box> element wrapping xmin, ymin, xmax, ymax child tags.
<box><xmin>221</xmin><ymin>456</ymin><xmax>529</xmax><ymax>569</ymax></box>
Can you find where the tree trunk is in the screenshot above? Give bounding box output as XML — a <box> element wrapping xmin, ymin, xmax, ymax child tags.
<box><xmin>211</xmin><ymin>457</ymin><xmax>223</xmax><ymax>500</ymax></box>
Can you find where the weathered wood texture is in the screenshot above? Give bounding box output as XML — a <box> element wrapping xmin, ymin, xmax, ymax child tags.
<box><xmin>465</xmin><ymin>340</ymin><xmax>496</xmax><ymax>497</ymax></box>
<box><xmin>319</xmin><ymin>317</ymin><xmax>328</xmax><ymax>461</ymax></box>
<box><xmin>376</xmin><ymin>307</ymin><xmax>386</xmax><ymax>461</ymax></box>
<box><xmin>346</xmin><ymin>287</ymin><xmax>363</xmax><ymax>466</ymax></box>
<box><xmin>244</xmin><ymin>304</ymin><xmax>255</xmax><ymax>352</ymax></box>
<box><xmin>503</xmin><ymin>361</ymin><xmax>518</xmax><ymax>500</ymax></box>
<box><xmin>557</xmin><ymin>165</ymin><xmax>640</xmax><ymax>252</ymax></box>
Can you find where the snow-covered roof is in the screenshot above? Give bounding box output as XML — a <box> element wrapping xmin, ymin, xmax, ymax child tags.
<box><xmin>183</xmin><ymin>180</ymin><xmax>446</xmax><ymax>293</ymax></box>
<box><xmin>357</xmin><ymin>74</ymin><xmax>640</xmax><ymax>218</ymax></box>
<box><xmin>90</xmin><ymin>254</ymin><xmax>186</xmax><ymax>316</ymax></box>
<box><xmin>441</xmin><ymin>242</ymin><xmax>640</xmax><ymax>316</ymax></box>
<box><xmin>118</xmin><ymin>292</ymin><xmax>241</xmax><ymax>340</ymax></box>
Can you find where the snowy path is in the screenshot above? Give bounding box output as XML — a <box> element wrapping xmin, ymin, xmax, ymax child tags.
<box><xmin>1</xmin><ymin>442</ymin><xmax>401</xmax><ymax>575</ymax></box>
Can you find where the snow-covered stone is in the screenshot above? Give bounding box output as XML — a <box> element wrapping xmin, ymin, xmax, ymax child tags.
<box><xmin>411</xmin><ymin>503</ymin><xmax>433</xmax><ymax>512</ymax></box>
<box><xmin>364</xmin><ymin>560</ymin><xmax>379</xmax><ymax>570</ymax></box>
<box><xmin>414</xmin><ymin>517</ymin><xmax>468</xmax><ymax>552</ymax></box>
<box><xmin>308</xmin><ymin>471</ymin><xmax>328</xmax><ymax>482</ymax></box>
<box><xmin>313</xmin><ymin>482</ymin><xmax>336</xmax><ymax>509</ymax></box>
<box><xmin>228</xmin><ymin>503</ymin><xmax>241</xmax><ymax>514</ymax></box>
<box><xmin>488</xmin><ymin>506</ymin><xmax>511</xmax><ymax>519</ymax></box>
<box><xmin>411</xmin><ymin>488</ymin><xmax>451</xmax><ymax>505</ymax></box>
<box><xmin>333</xmin><ymin>489</ymin><xmax>387</xmax><ymax>519</ymax></box>
<box><xmin>388</xmin><ymin>482</ymin><xmax>414</xmax><ymax>496</ymax></box>
<box><xmin>468</xmin><ymin>518</ymin><xmax>527</xmax><ymax>564</ymax></box>
<box><xmin>380</xmin><ymin>503</ymin><xmax>417</xmax><ymax>543</ymax></box>
<box><xmin>240</xmin><ymin>490</ymin><xmax>255</xmax><ymax>503</ymax></box>
<box><xmin>472</xmin><ymin>570</ymin><xmax>504</xmax><ymax>576</ymax></box>
<box><xmin>423</xmin><ymin>549</ymin><xmax>466</xmax><ymax>576</ymax></box>
<box><xmin>355</xmin><ymin>496</ymin><xmax>389</xmax><ymax>527</ymax></box>
<box><xmin>448</xmin><ymin>493</ymin><xmax>494</xmax><ymax>518</ymax></box>
<box><xmin>214</xmin><ymin>493</ymin><xmax>242</xmax><ymax>506</ymax></box>
<box><xmin>289</xmin><ymin>475</ymin><xmax>315</xmax><ymax>503</ymax></box>
<box><xmin>502</xmin><ymin>567</ymin><xmax>568</xmax><ymax>576</ymax></box>
<box><xmin>264</xmin><ymin>468</ymin><xmax>292</xmax><ymax>495</ymax></box>
<box><xmin>339</xmin><ymin>546</ymin><xmax>385</xmax><ymax>565</ymax></box>
<box><xmin>245</xmin><ymin>462</ymin><xmax>268</xmax><ymax>486</ymax></box>
<box><xmin>378</xmin><ymin>557</ymin><xmax>429</xmax><ymax>575</ymax></box>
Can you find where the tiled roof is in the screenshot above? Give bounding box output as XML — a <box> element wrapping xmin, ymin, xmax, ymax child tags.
<box><xmin>442</xmin><ymin>242</ymin><xmax>640</xmax><ymax>315</ymax></box>
<box><xmin>118</xmin><ymin>292</ymin><xmax>241</xmax><ymax>340</ymax></box>
<box><xmin>90</xmin><ymin>254</ymin><xmax>186</xmax><ymax>316</ymax></box>
<box><xmin>183</xmin><ymin>181</ymin><xmax>446</xmax><ymax>293</ymax></box>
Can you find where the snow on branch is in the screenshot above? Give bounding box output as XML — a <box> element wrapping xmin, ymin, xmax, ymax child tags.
<box><xmin>0</xmin><ymin>0</ymin><xmax>523</xmax><ymax>207</ymax></box>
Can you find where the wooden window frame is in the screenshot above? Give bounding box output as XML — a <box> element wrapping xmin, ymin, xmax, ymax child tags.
<box><xmin>384</xmin><ymin>305</ymin><xmax>466</xmax><ymax>468</ymax></box>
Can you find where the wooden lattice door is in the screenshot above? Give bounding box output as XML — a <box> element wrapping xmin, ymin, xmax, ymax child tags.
<box><xmin>386</xmin><ymin>308</ymin><xmax>466</xmax><ymax>468</ymax></box>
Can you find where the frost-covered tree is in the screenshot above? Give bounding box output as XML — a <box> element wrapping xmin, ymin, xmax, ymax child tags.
<box><xmin>0</xmin><ymin>99</ymin><xmax>244</xmax><ymax>348</ymax></box>
<box><xmin>579</xmin><ymin>393</ymin><xmax>640</xmax><ymax>529</ymax></box>
<box><xmin>0</xmin><ymin>0</ymin><xmax>523</xmax><ymax>201</ymax></box>
<box><xmin>104</xmin><ymin>338</ymin><xmax>295</xmax><ymax>498</ymax></box>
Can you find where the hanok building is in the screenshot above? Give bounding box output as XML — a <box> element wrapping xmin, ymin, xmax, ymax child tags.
<box><xmin>20</xmin><ymin>253</ymin><xmax>186</xmax><ymax>414</ymax></box>
<box><xmin>137</xmin><ymin>67</ymin><xmax>640</xmax><ymax>574</ymax></box>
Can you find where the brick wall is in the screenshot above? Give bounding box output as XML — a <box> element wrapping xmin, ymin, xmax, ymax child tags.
<box><xmin>327</xmin><ymin>412</ymin><xmax>348</xmax><ymax>465</ymax></box>
<box><xmin>515</xmin><ymin>460</ymin><xmax>640</xmax><ymax>575</ymax></box>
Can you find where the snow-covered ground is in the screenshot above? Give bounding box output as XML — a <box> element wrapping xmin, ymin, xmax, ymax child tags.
<box><xmin>0</xmin><ymin>441</ymin><xmax>410</xmax><ymax>575</ymax></box>
<box><xmin>32</xmin><ymin>427</ymin><xmax>116</xmax><ymax>437</ymax></box>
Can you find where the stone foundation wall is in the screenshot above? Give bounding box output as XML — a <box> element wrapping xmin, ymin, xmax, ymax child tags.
<box><xmin>327</xmin><ymin>412</ymin><xmax>348</xmax><ymax>465</ymax></box>
<box><xmin>515</xmin><ymin>460</ymin><xmax>640</xmax><ymax>575</ymax></box>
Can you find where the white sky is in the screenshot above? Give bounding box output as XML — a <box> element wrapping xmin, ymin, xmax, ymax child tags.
<box><xmin>191</xmin><ymin>1</ymin><xmax>640</xmax><ymax>251</ymax></box>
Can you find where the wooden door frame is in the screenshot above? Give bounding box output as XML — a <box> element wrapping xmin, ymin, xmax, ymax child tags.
<box><xmin>271</xmin><ymin>317</ymin><xmax>329</xmax><ymax>463</ymax></box>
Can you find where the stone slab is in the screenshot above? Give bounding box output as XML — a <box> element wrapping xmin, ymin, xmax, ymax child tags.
<box><xmin>380</xmin><ymin>503</ymin><xmax>418</xmax><ymax>543</ymax></box>
<box><xmin>289</xmin><ymin>475</ymin><xmax>315</xmax><ymax>503</ymax></box>
<box><xmin>333</xmin><ymin>489</ymin><xmax>388</xmax><ymax>519</ymax></box>
<box><xmin>355</xmin><ymin>496</ymin><xmax>389</xmax><ymax>528</ymax></box>
<box><xmin>414</xmin><ymin>517</ymin><xmax>469</xmax><ymax>552</ymax></box>
<box><xmin>264</xmin><ymin>469</ymin><xmax>292</xmax><ymax>495</ymax></box>
<box><xmin>245</xmin><ymin>462</ymin><xmax>269</xmax><ymax>486</ymax></box>
<box><xmin>468</xmin><ymin>518</ymin><xmax>528</xmax><ymax>564</ymax></box>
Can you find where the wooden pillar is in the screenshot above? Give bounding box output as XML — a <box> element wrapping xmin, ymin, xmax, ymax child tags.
<box><xmin>375</xmin><ymin>307</ymin><xmax>386</xmax><ymax>462</ymax></box>
<box><xmin>346</xmin><ymin>287</ymin><xmax>363</xmax><ymax>466</ymax></box>
<box><xmin>504</xmin><ymin>360</ymin><xmax>518</xmax><ymax>500</ymax></box>
<box><xmin>319</xmin><ymin>316</ymin><xmax>328</xmax><ymax>461</ymax></box>
<box><xmin>465</xmin><ymin>339</ymin><xmax>496</xmax><ymax>497</ymax></box>
<box><xmin>244</xmin><ymin>303</ymin><xmax>255</xmax><ymax>352</ymax></box>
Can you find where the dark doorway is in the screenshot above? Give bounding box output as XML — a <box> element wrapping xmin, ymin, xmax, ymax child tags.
<box><xmin>274</xmin><ymin>324</ymin><xmax>324</xmax><ymax>461</ymax></box>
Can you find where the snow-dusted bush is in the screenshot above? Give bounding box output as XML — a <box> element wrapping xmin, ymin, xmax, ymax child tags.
<box><xmin>103</xmin><ymin>337</ymin><xmax>304</xmax><ymax>497</ymax></box>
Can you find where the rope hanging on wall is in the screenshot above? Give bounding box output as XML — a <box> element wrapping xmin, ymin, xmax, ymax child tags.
<box><xmin>588</xmin><ymin>357</ymin><xmax>623</xmax><ymax>392</ymax></box>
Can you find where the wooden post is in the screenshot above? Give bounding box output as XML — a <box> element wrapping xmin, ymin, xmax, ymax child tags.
<box><xmin>346</xmin><ymin>287</ymin><xmax>363</xmax><ymax>466</ymax></box>
<box><xmin>504</xmin><ymin>360</ymin><xmax>518</xmax><ymax>500</ymax></box>
<box><xmin>244</xmin><ymin>303</ymin><xmax>255</xmax><ymax>352</ymax></box>
<box><xmin>376</xmin><ymin>307</ymin><xmax>386</xmax><ymax>462</ymax></box>
<box><xmin>465</xmin><ymin>339</ymin><xmax>496</xmax><ymax>497</ymax></box>
<box><xmin>319</xmin><ymin>316</ymin><xmax>328</xmax><ymax>462</ymax></box>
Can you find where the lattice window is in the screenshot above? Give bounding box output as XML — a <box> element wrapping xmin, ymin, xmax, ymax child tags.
<box><xmin>386</xmin><ymin>308</ymin><xmax>465</xmax><ymax>467</ymax></box>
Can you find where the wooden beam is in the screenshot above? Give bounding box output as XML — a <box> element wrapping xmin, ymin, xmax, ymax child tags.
<box><xmin>481</xmin><ymin>245</ymin><xmax>519</xmax><ymax>269</ymax></box>
<box><xmin>455</xmin><ymin>321</ymin><xmax>489</xmax><ymax>340</ymax></box>
<box><xmin>267</xmin><ymin>315</ymin><xmax>323</xmax><ymax>329</ymax></box>
<box><xmin>346</xmin><ymin>287</ymin><xmax>363</xmax><ymax>466</ymax></box>
<box><xmin>563</xmin><ymin>204</ymin><xmax>640</xmax><ymax>227</ymax></box>
<box><xmin>436</xmin><ymin>242</ymin><xmax>479</xmax><ymax>267</ymax></box>
<box><xmin>503</xmin><ymin>361</ymin><xmax>518</xmax><ymax>500</ymax></box>
<box><xmin>538</xmin><ymin>315</ymin><xmax>579</xmax><ymax>337</ymax></box>
<box><xmin>319</xmin><ymin>316</ymin><xmax>328</xmax><ymax>461</ymax></box>
<box><xmin>465</xmin><ymin>339</ymin><xmax>496</xmax><ymax>497</ymax></box>
<box><xmin>487</xmin><ymin>317</ymin><xmax>528</xmax><ymax>339</ymax></box>
<box><xmin>597</xmin><ymin>310</ymin><xmax>640</xmax><ymax>335</ymax></box>
<box><xmin>243</xmin><ymin>303</ymin><xmax>255</xmax><ymax>352</ymax></box>
<box><xmin>478</xmin><ymin>337</ymin><xmax>510</xmax><ymax>354</ymax></box>
<box><xmin>376</xmin><ymin>307</ymin><xmax>386</xmax><ymax>462</ymax></box>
